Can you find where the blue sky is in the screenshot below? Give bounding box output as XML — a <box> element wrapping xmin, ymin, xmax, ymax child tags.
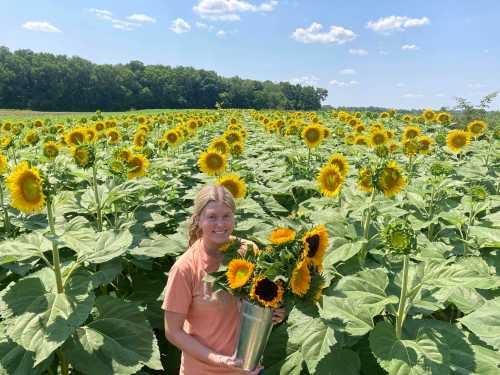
<box><xmin>2</xmin><ymin>0</ymin><xmax>499</xmax><ymax>109</ymax></box>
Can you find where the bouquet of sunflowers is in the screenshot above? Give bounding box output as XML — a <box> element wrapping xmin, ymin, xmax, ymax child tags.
<box><xmin>206</xmin><ymin>224</ymin><xmax>328</xmax><ymax>309</ymax></box>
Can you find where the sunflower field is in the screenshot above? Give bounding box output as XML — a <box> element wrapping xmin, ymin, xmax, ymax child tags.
<box><xmin>0</xmin><ymin>109</ymin><xmax>499</xmax><ymax>375</ymax></box>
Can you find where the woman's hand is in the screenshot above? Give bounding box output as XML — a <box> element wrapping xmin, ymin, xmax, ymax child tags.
<box><xmin>210</xmin><ymin>353</ymin><xmax>263</xmax><ymax>374</ymax></box>
<box><xmin>272</xmin><ymin>307</ymin><xmax>287</xmax><ymax>325</ymax></box>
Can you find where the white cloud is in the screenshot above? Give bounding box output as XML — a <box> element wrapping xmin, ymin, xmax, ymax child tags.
<box><xmin>402</xmin><ymin>93</ymin><xmax>424</xmax><ymax>98</ymax></box>
<box><xmin>349</xmin><ymin>48</ymin><xmax>368</xmax><ymax>56</ymax></box>
<box><xmin>170</xmin><ymin>18</ymin><xmax>191</xmax><ymax>33</ymax></box>
<box><xmin>127</xmin><ymin>14</ymin><xmax>156</xmax><ymax>23</ymax></box>
<box><xmin>290</xmin><ymin>76</ymin><xmax>320</xmax><ymax>86</ymax></box>
<box><xmin>366</xmin><ymin>16</ymin><xmax>430</xmax><ymax>34</ymax></box>
<box><xmin>292</xmin><ymin>22</ymin><xmax>356</xmax><ymax>44</ymax></box>
<box><xmin>88</xmin><ymin>8</ymin><xmax>113</xmax><ymax>20</ymax></box>
<box><xmin>329</xmin><ymin>79</ymin><xmax>359</xmax><ymax>87</ymax></box>
<box><xmin>467</xmin><ymin>82</ymin><xmax>485</xmax><ymax>89</ymax></box>
<box><xmin>196</xmin><ymin>22</ymin><xmax>215</xmax><ymax>31</ymax></box>
<box><xmin>193</xmin><ymin>0</ymin><xmax>278</xmax><ymax>21</ymax></box>
<box><xmin>339</xmin><ymin>68</ymin><xmax>356</xmax><ymax>75</ymax></box>
<box><xmin>22</xmin><ymin>21</ymin><xmax>61</xmax><ymax>33</ymax></box>
<box><xmin>401</xmin><ymin>44</ymin><xmax>419</xmax><ymax>50</ymax></box>
<box><xmin>111</xmin><ymin>19</ymin><xmax>139</xmax><ymax>31</ymax></box>
<box><xmin>216</xmin><ymin>30</ymin><xmax>227</xmax><ymax>38</ymax></box>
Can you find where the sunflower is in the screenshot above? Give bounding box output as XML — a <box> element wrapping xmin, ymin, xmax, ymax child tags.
<box><xmin>383</xmin><ymin>219</ymin><xmax>417</xmax><ymax>255</ymax></box>
<box><xmin>250</xmin><ymin>276</ymin><xmax>284</xmax><ymax>308</ymax></box>
<box><xmin>164</xmin><ymin>129</ymin><xmax>181</xmax><ymax>147</ymax></box>
<box><xmin>353</xmin><ymin>135</ymin><xmax>369</xmax><ymax>146</ymax></box>
<box><xmin>402</xmin><ymin>114</ymin><xmax>412</xmax><ymax>123</ymax></box>
<box><xmin>467</xmin><ymin>120</ymin><xmax>487</xmax><ymax>137</ymax></box>
<box><xmin>301</xmin><ymin>124</ymin><xmax>324</xmax><ymax>148</ymax></box>
<box><xmin>370</xmin><ymin>130</ymin><xmax>388</xmax><ymax>147</ymax></box>
<box><xmin>94</xmin><ymin>121</ymin><xmax>105</xmax><ymax>132</ymax></box>
<box><xmin>317</xmin><ymin>164</ymin><xmax>344</xmax><ymax>197</ymax></box>
<box><xmin>447</xmin><ymin>130</ymin><xmax>470</xmax><ymax>153</ymax></box>
<box><xmin>65</xmin><ymin>127</ymin><xmax>87</xmax><ymax>146</ymax></box>
<box><xmin>230</xmin><ymin>142</ymin><xmax>244</xmax><ymax>157</ymax></box>
<box><xmin>226</xmin><ymin>259</ymin><xmax>254</xmax><ymax>289</ymax></box>
<box><xmin>198</xmin><ymin>150</ymin><xmax>226</xmax><ymax>176</ymax></box>
<box><xmin>436</xmin><ymin>112</ymin><xmax>452</xmax><ymax>125</ymax></box>
<box><xmin>224</xmin><ymin>130</ymin><xmax>242</xmax><ymax>144</ymax></box>
<box><xmin>402</xmin><ymin>139</ymin><xmax>418</xmax><ymax>156</ymax></box>
<box><xmin>209</xmin><ymin>138</ymin><xmax>230</xmax><ymax>155</ymax></box>
<box><xmin>327</xmin><ymin>153</ymin><xmax>349</xmax><ymax>177</ymax></box>
<box><xmin>133</xmin><ymin>131</ymin><xmax>147</xmax><ymax>148</ymax></box>
<box><xmin>323</xmin><ymin>127</ymin><xmax>332</xmax><ymax>139</ymax></box>
<box><xmin>24</xmin><ymin>130</ymin><xmax>39</xmax><ymax>146</ymax></box>
<box><xmin>42</xmin><ymin>141</ymin><xmax>60</xmax><ymax>160</ymax></box>
<box><xmin>402</xmin><ymin>126</ymin><xmax>421</xmax><ymax>140</ymax></box>
<box><xmin>0</xmin><ymin>154</ymin><xmax>8</xmax><ymax>175</ymax></box>
<box><xmin>302</xmin><ymin>224</ymin><xmax>328</xmax><ymax>267</ymax></box>
<box><xmin>422</xmin><ymin>109</ymin><xmax>435</xmax><ymax>122</ymax></box>
<box><xmin>72</xmin><ymin>145</ymin><xmax>95</xmax><ymax>169</ymax></box>
<box><xmin>290</xmin><ymin>260</ymin><xmax>311</xmax><ymax>297</ymax></box>
<box><xmin>377</xmin><ymin>161</ymin><xmax>406</xmax><ymax>197</ymax></box>
<box><xmin>217</xmin><ymin>174</ymin><xmax>247</xmax><ymax>199</ymax></box>
<box><xmin>106</xmin><ymin>128</ymin><xmax>121</xmax><ymax>145</ymax></box>
<box><xmin>116</xmin><ymin>148</ymin><xmax>132</xmax><ymax>161</ymax></box>
<box><xmin>269</xmin><ymin>228</ymin><xmax>296</xmax><ymax>245</ymax></box>
<box><xmin>127</xmin><ymin>154</ymin><xmax>150</xmax><ymax>179</ymax></box>
<box><xmin>417</xmin><ymin>135</ymin><xmax>433</xmax><ymax>154</ymax></box>
<box><xmin>86</xmin><ymin>128</ymin><xmax>98</xmax><ymax>143</ymax></box>
<box><xmin>354</xmin><ymin>123</ymin><xmax>366</xmax><ymax>133</ymax></box>
<box><xmin>387</xmin><ymin>141</ymin><xmax>399</xmax><ymax>153</ymax></box>
<box><xmin>5</xmin><ymin>161</ymin><xmax>46</xmax><ymax>213</ymax></box>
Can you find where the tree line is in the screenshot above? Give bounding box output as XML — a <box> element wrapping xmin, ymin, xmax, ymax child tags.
<box><xmin>0</xmin><ymin>47</ymin><xmax>328</xmax><ymax>111</ymax></box>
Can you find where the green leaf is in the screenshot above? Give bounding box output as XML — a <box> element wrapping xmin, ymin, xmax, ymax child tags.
<box><xmin>300</xmin><ymin>318</ymin><xmax>337</xmax><ymax>374</ymax></box>
<box><xmin>0</xmin><ymin>232</ymin><xmax>52</xmax><ymax>265</ymax></box>
<box><xmin>460</xmin><ymin>297</ymin><xmax>500</xmax><ymax>350</ymax></box>
<box><xmin>0</xmin><ymin>331</ymin><xmax>52</xmax><ymax>375</ymax></box>
<box><xmin>321</xmin><ymin>296</ymin><xmax>375</xmax><ymax>336</ymax></box>
<box><xmin>324</xmin><ymin>240</ymin><xmax>365</xmax><ymax>266</ymax></box>
<box><xmin>64</xmin><ymin>296</ymin><xmax>162</xmax><ymax>375</ymax></box>
<box><xmin>130</xmin><ymin>232</ymin><xmax>186</xmax><ymax>259</ymax></box>
<box><xmin>77</xmin><ymin>230</ymin><xmax>133</xmax><ymax>264</ymax></box>
<box><xmin>0</xmin><ymin>268</ymin><xmax>94</xmax><ymax>365</ymax></box>
<box><xmin>315</xmin><ymin>348</ymin><xmax>361</xmax><ymax>375</ymax></box>
<box><xmin>468</xmin><ymin>226</ymin><xmax>500</xmax><ymax>248</ymax></box>
<box><xmin>369</xmin><ymin>321</ymin><xmax>450</xmax><ymax>375</ymax></box>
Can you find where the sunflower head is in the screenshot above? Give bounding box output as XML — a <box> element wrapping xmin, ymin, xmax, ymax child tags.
<box><xmin>127</xmin><ymin>154</ymin><xmax>150</xmax><ymax>179</ymax></box>
<box><xmin>5</xmin><ymin>161</ymin><xmax>46</xmax><ymax>213</ymax></box>
<box><xmin>269</xmin><ymin>228</ymin><xmax>296</xmax><ymax>245</ymax></box>
<box><xmin>226</xmin><ymin>259</ymin><xmax>255</xmax><ymax>289</ymax></box>
<box><xmin>467</xmin><ymin>120</ymin><xmax>487</xmax><ymax>137</ymax></box>
<box><xmin>116</xmin><ymin>148</ymin><xmax>132</xmax><ymax>161</ymax></box>
<box><xmin>447</xmin><ymin>130</ymin><xmax>470</xmax><ymax>153</ymax></box>
<box><xmin>72</xmin><ymin>144</ymin><xmax>95</xmax><ymax>169</ymax></box>
<box><xmin>0</xmin><ymin>136</ymin><xmax>12</xmax><ymax>149</ymax></box>
<box><xmin>42</xmin><ymin>141</ymin><xmax>60</xmax><ymax>160</ymax></box>
<box><xmin>250</xmin><ymin>276</ymin><xmax>284</xmax><ymax>308</ymax></box>
<box><xmin>402</xmin><ymin>138</ymin><xmax>419</xmax><ymax>156</ymax></box>
<box><xmin>217</xmin><ymin>174</ymin><xmax>247</xmax><ymax>199</ymax></box>
<box><xmin>224</xmin><ymin>130</ymin><xmax>243</xmax><ymax>144</ymax></box>
<box><xmin>290</xmin><ymin>260</ymin><xmax>311</xmax><ymax>297</ymax></box>
<box><xmin>327</xmin><ymin>154</ymin><xmax>349</xmax><ymax>176</ymax></box>
<box><xmin>376</xmin><ymin>160</ymin><xmax>406</xmax><ymax>197</ymax></box>
<box><xmin>354</xmin><ymin>135</ymin><xmax>369</xmax><ymax>146</ymax></box>
<box><xmin>422</xmin><ymin>109</ymin><xmax>435</xmax><ymax>122</ymax></box>
<box><xmin>209</xmin><ymin>138</ymin><xmax>230</xmax><ymax>155</ymax></box>
<box><xmin>230</xmin><ymin>142</ymin><xmax>244</xmax><ymax>157</ymax></box>
<box><xmin>370</xmin><ymin>130</ymin><xmax>388</xmax><ymax>147</ymax></box>
<box><xmin>436</xmin><ymin>112</ymin><xmax>452</xmax><ymax>125</ymax></box>
<box><xmin>106</xmin><ymin>128</ymin><xmax>121</xmax><ymax>144</ymax></box>
<box><xmin>302</xmin><ymin>224</ymin><xmax>328</xmax><ymax>267</ymax></box>
<box><xmin>198</xmin><ymin>150</ymin><xmax>226</xmax><ymax>176</ymax></box>
<box><xmin>357</xmin><ymin>167</ymin><xmax>374</xmax><ymax>193</ymax></box>
<box><xmin>301</xmin><ymin>124</ymin><xmax>324</xmax><ymax>148</ymax></box>
<box><xmin>417</xmin><ymin>135</ymin><xmax>433</xmax><ymax>155</ymax></box>
<box><xmin>24</xmin><ymin>130</ymin><xmax>40</xmax><ymax>146</ymax></box>
<box><xmin>383</xmin><ymin>219</ymin><xmax>417</xmax><ymax>255</ymax></box>
<box><xmin>108</xmin><ymin>159</ymin><xmax>126</xmax><ymax>177</ymax></box>
<box><xmin>470</xmin><ymin>184</ymin><xmax>488</xmax><ymax>202</ymax></box>
<box><xmin>429</xmin><ymin>162</ymin><xmax>453</xmax><ymax>177</ymax></box>
<box><xmin>164</xmin><ymin>129</ymin><xmax>181</xmax><ymax>147</ymax></box>
<box><xmin>133</xmin><ymin>131</ymin><xmax>147</xmax><ymax>148</ymax></box>
<box><xmin>402</xmin><ymin>126</ymin><xmax>421</xmax><ymax>141</ymax></box>
<box><xmin>317</xmin><ymin>164</ymin><xmax>344</xmax><ymax>197</ymax></box>
<box><xmin>65</xmin><ymin>127</ymin><xmax>87</xmax><ymax>146</ymax></box>
<box><xmin>0</xmin><ymin>153</ymin><xmax>8</xmax><ymax>175</ymax></box>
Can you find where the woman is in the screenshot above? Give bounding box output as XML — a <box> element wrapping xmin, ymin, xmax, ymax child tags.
<box><xmin>163</xmin><ymin>184</ymin><xmax>286</xmax><ymax>374</ymax></box>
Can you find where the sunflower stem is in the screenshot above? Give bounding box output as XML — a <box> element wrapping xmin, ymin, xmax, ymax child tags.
<box><xmin>363</xmin><ymin>189</ymin><xmax>376</xmax><ymax>240</ymax></box>
<box><xmin>56</xmin><ymin>348</ymin><xmax>69</xmax><ymax>375</ymax></box>
<box><xmin>91</xmin><ymin>163</ymin><xmax>103</xmax><ymax>232</ymax></box>
<box><xmin>47</xmin><ymin>197</ymin><xmax>64</xmax><ymax>294</ymax></box>
<box><xmin>484</xmin><ymin>135</ymin><xmax>494</xmax><ymax>169</ymax></box>
<box><xmin>0</xmin><ymin>182</ymin><xmax>11</xmax><ymax>238</ymax></box>
<box><xmin>395</xmin><ymin>254</ymin><xmax>409</xmax><ymax>339</ymax></box>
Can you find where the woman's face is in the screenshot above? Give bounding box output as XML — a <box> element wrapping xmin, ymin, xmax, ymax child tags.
<box><xmin>198</xmin><ymin>200</ymin><xmax>235</xmax><ymax>249</ymax></box>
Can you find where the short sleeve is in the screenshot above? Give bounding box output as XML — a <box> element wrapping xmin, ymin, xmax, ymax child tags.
<box><xmin>161</xmin><ymin>263</ymin><xmax>193</xmax><ymax>314</ymax></box>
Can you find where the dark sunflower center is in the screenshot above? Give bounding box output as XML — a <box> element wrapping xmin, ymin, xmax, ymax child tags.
<box><xmin>306</xmin><ymin>234</ymin><xmax>320</xmax><ymax>257</ymax></box>
<box><xmin>452</xmin><ymin>135</ymin><xmax>466</xmax><ymax>147</ymax></box>
<box><xmin>222</xmin><ymin>181</ymin><xmax>238</xmax><ymax>196</ymax></box>
<box><xmin>207</xmin><ymin>154</ymin><xmax>223</xmax><ymax>169</ymax></box>
<box><xmin>255</xmin><ymin>278</ymin><xmax>278</xmax><ymax>302</ymax></box>
<box><xmin>306</xmin><ymin>130</ymin><xmax>320</xmax><ymax>142</ymax></box>
<box><xmin>21</xmin><ymin>175</ymin><xmax>41</xmax><ymax>202</ymax></box>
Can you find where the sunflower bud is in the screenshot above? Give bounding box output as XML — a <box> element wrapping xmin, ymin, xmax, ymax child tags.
<box><xmin>383</xmin><ymin>219</ymin><xmax>417</xmax><ymax>255</ymax></box>
<box><xmin>470</xmin><ymin>185</ymin><xmax>488</xmax><ymax>202</ymax></box>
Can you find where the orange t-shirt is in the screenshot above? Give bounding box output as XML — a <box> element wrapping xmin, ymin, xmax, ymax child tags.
<box><xmin>162</xmin><ymin>239</ymin><xmax>251</xmax><ymax>375</ymax></box>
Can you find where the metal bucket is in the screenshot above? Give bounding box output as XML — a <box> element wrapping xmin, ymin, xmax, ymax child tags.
<box><xmin>235</xmin><ymin>300</ymin><xmax>273</xmax><ymax>371</ymax></box>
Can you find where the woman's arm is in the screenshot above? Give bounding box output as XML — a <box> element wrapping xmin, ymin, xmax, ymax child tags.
<box><xmin>164</xmin><ymin>310</ymin><xmax>240</xmax><ymax>368</ymax></box>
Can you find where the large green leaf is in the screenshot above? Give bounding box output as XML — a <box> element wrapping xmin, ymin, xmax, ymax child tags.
<box><xmin>300</xmin><ymin>318</ymin><xmax>337</xmax><ymax>374</ymax></box>
<box><xmin>460</xmin><ymin>297</ymin><xmax>500</xmax><ymax>350</ymax></box>
<box><xmin>130</xmin><ymin>233</ymin><xmax>186</xmax><ymax>258</ymax></box>
<box><xmin>76</xmin><ymin>230</ymin><xmax>133</xmax><ymax>264</ymax></box>
<box><xmin>0</xmin><ymin>267</ymin><xmax>94</xmax><ymax>365</ymax></box>
<box><xmin>321</xmin><ymin>296</ymin><xmax>376</xmax><ymax>336</ymax></box>
<box><xmin>64</xmin><ymin>295</ymin><xmax>162</xmax><ymax>375</ymax></box>
<box><xmin>0</xmin><ymin>332</ymin><xmax>52</xmax><ymax>375</ymax></box>
<box><xmin>369</xmin><ymin>321</ymin><xmax>450</xmax><ymax>375</ymax></box>
<box><xmin>468</xmin><ymin>226</ymin><xmax>500</xmax><ymax>248</ymax></box>
<box><xmin>315</xmin><ymin>348</ymin><xmax>361</xmax><ymax>375</ymax></box>
<box><xmin>323</xmin><ymin>240</ymin><xmax>365</xmax><ymax>266</ymax></box>
<box><xmin>0</xmin><ymin>232</ymin><xmax>52</xmax><ymax>265</ymax></box>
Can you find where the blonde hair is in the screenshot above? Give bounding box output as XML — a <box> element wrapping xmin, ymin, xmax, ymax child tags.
<box><xmin>188</xmin><ymin>184</ymin><xmax>236</xmax><ymax>246</ymax></box>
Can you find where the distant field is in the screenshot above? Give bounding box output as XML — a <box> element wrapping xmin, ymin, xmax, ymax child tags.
<box><xmin>0</xmin><ymin>108</ymin><xmax>174</xmax><ymax>120</ymax></box>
